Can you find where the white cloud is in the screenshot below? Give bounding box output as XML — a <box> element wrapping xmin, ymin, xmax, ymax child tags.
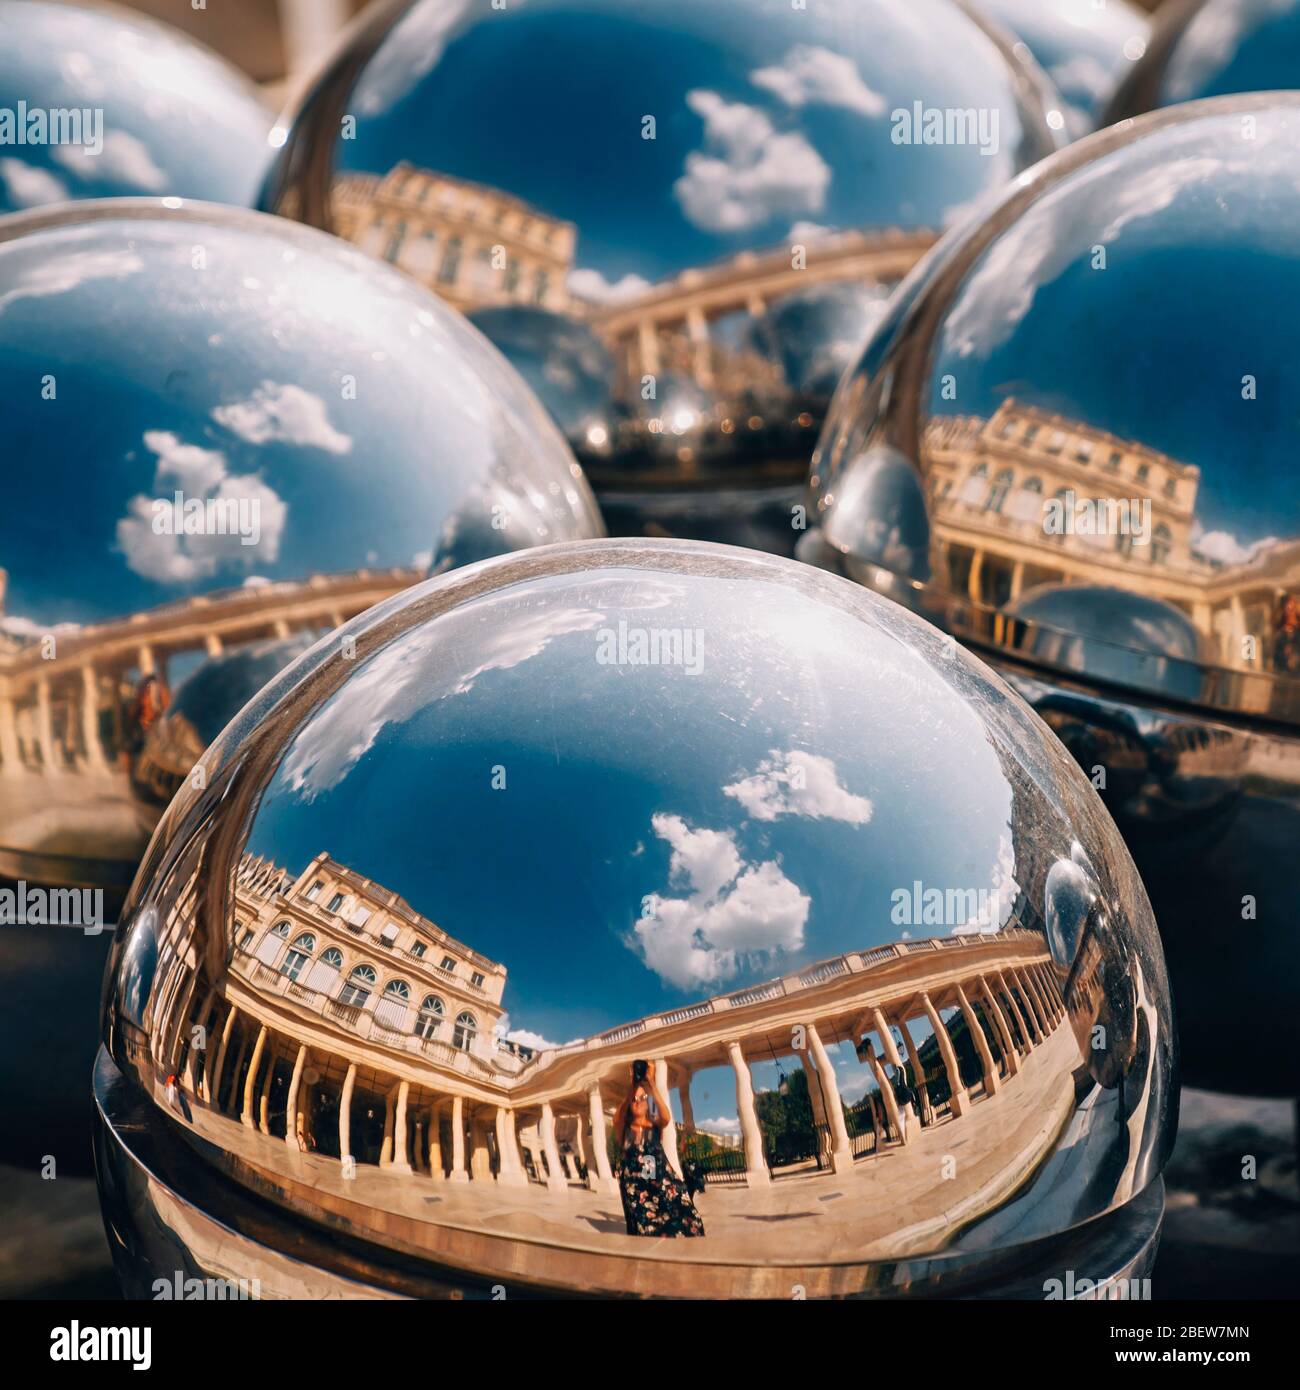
<box><xmin>1190</xmin><ymin>523</ymin><xmax>1280</xmax><ymax>567</ymax></box>
<box><xmin>567</xmin><ymin>267</ymin><xmax>653</xmax><ymax>305</ymax></box>
<box><xmin>751</xmin><ymin>45</ymin><xmax>885</xmax><ymax>117</ymax></box>
<box><xmin>0</xmin><ymin>244</ymin><xmax>143</xmax><ymax>314</ymax></box>
<box><xmin>675</xmin><ymin>90</ymin><xmax>829</xmax><ymax>234</ymax></box>
<box><xmin>698</xmin><ymin>1115</ymin><xmax>741</xmax><ymax>1135</ymax></box>
<box><xmin>0</xmin><ymin>157</ymin><xmax>68</xmax><ymax>209</ymax></box>
<box><xmin>213</xmin><ymin>381</ymin><xmax>352</xmax><ymax>455</ymax></box>
<box><xmin>632</xmin><ymin>813</ymin><xmax>809</xmax><ymax>991</ymax></box>
<box><xmin>788</xmin><ymin>220</ymin><xmax>834</xmax><ymax>245</ymax></box>
<box><xmin>53</xmin><ymin>131</ymin><xmax>166</xmax><ymax>190</ymax></box>
<box><xmin>115</xmin><ymin>430</ymin><xmax>288</xmax><ymax>584</ymax></box>
<box><xmin>724</xmin><ymin>749</ymin><xmax>872</xmax><ymax>825</ymax></box>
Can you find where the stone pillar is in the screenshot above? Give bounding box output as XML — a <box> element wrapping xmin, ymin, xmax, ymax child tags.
<box><xmin>587</xmin><ymin>1083</ymin><xmax>618</xmax><ymax>1194</ymax></box>
<box><xmin>428</xmin><ymin>1101</ymin><xmax>444</xmax><ymax>1179</ymax></box>
<box><xmin>137</xmin><ymin>645</ymin><xmax>156</xmax><ymax>676</ymax></box>
<box><xmin>872</xmin><ymin>1008</ymin><xmax>918</xmax><ymax>1135</ymax></box>
<box><xmin>339</xmin><ymin>1063</ymin><xmax>356</xmax><ymax>1163</ymax></box>
<box><xmin>391</xmin><ymin>1080</ymin><xmax>412</xmax><ymax>1174</ymax></box>
<box><xmin>1010</xmin><ymin>559</ymin><xmax>1025</xmax><ymax>602</ymax></box>
<box><xmin>686</xmin><ymin>305</ymin><xmax>712</xmax><ymax>386</ymax></box>
<box><xmin>80</xmin><ymin>664</ymin><xmax>106</xmax><ymax>768</ymax></box>
<box><xmin>1021</xmin><ymin>967</ymin><xmax>1053</xmax><ymax>1035</ymax></box>
<box><xmin>283</xmin><ymin>1044</ymin><xmax>308</xmax><ymax>1150</ymax></box>
<box><xmin>677</xmin><ymin>1072</ymin><xmax>695</xmax><ymax>1131</ymax></box>
<box><xmin>956</xmin><ymin>984</ymin><xmax>999</xmax><ymax>1095</ymax></box>
<box><xmin>35</xmin><ymin>675</ymin><xmax>59</xmax><ymax>773</ymax></box>
<box><xmin>802</xmin><ymin>1052</ymin><xmax>828</xmax><ymax>1128</ymax></box>
<box><xmin>979</xmin><ymin>975</ymin><xmax>1020</xmax><ymax>1075</ymax></box>
<box><xmin>184</xmin><ymin>987</ymin><xmax>216</xmax><ymax>1093</ymax></box>
<box><xmin>449</xmin><ymin>1094</ymin><xmax>468</xmax><ymax>1182</ymax></box>
<box><xmin>653</xmin><ymin>1059</ymin><xmax>681</xmax><ymax>1176</ymax></box>
<box><xmin>893</xmin><ymin>1014</ymin><xmax>934</xmax><ymax>1125</ymax></box>
<box><xmin>637</xmin><ymin>317</ymin><xmax>660</xmax><ymax>379</ymax></box>
<box><xmin>806</xmin><ymin>1024</ymin><xmax>851</xmax><ymax>1172</ymax></box>
<box><xmin>258</xmin><ymin>1062</ymin><xmax>273</xmax><ymax>1135</ymax></box>
<box><xmin>967</xmin><ymin>548</ymin><xmax>984</xmax><ymax>603</ymax></box>
<box><xmin>539</xmin><ymin>1101</ymin><xmax>567</xmax><ymax>1193</ymax></box>
<box><xmin>1036</xmin><ymin>964</ymin><xmax>1063</xmax><ymax>1023</ymax></box>
<box><xmin>495</xmin><ymin>1107</ymin><xmax>528</xmax><ymax>1186</ymax></box>
<box><xmin>207</xmin><ymin>1005</ymin><xmax>237</xmax><ymax>1103</ymax></box>
<box><xmin>862</xmin><ymin>1040</ymin><xmax>906</xmax><ymax>1145</ymax></box>
<box><xmin>204</xmin><ymin>632</ymin><xmax>223</xmax><ymax>657</ymax></box>
<box><xmin>920</xmin><ymin>994</ymin><xmax>969</xmax><ymax>1118</ymax></box>
<box><xmin>379</xmin><ymin>1088</ymin><xmax>396</xmax><ymax>1168</ymax></box>
<box><xmin>726</xmin><ymin>1040</ymin><xmax>770</xmax><ymax>1187</ymax></box>
<box><xmin>239</xmin><ymin>1025</ymin><xmax>267</xmax><ymax>1128</ymax></box>
<box><xmin>0</xmin><ymin>695</ymin><xmax>21</xmax><ymax>769</ymax></box>
<box><xmin>998</xmin><ymin>970</ymin><xmax>1037</xmax><ymax>1048</ymax></box>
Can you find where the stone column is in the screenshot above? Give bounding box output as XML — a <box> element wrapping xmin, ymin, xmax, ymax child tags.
<box><xmin>979</xmin><ymin>975</ymin><xmax>1020</xmax><ymax>1075</ymax></box>
<box><xmin>726</xmin><ymin>1040</ymin><xmax>770</xmax><ymax>1187</ymax></box>
<box><xmin>427</xmin><ymin>1101</ymin><xmax>444</xmax><ymax>1179</ymax></box>
<box><xmin>806</xmin><ymin>1024</ymin><xmax>851</xmax><ymax>1172</ymax></box>
<box><xmin>495</xmin><ymin>1107</ymin><xmax>528</xmax><ymax>1186</ymax></box>
<box><xmin>802</xmin><ymin>1052</ymin><xmax>828</xmax><ymax>1128</ymax></box>
<box><xmin>449</xmin><ymin>1094</ymin><xmax>468</xmax><ymax>1182</ymax></box>
<box><xmin>1036</xmin><ymin>964</ymin><xmax>1063</xmax><ymax>1022</ymax></box>
<box><xmin>339</xmin><ymin>1062</ymin><xmax>356</xmax><ymax>1163</ymax></box>
<box><xmin>956</xmin><ymin>984</ymin><xmax>999</xmax><ymax>1095</ymax></box>
<box><xmin>204</xmin><ymin>633</ymin><xmax>223</xmax><ymax>657</ymax></box>
<box><xmin>677</xmin><ymin>1072</ymin><xmax>695</xmax><ymax>1131</ymax></box>
<box><xmin>283</xmin><ymin>1044</ymin><xmax>308</xmax><ymax>1150</ymax></box>
<box><xmin>137</xmin><ymin>645</ymin><xmax>156</xmax><ymax>676</ymax></box>
<box><xmin>258</xmin><ymin>1058</ymin><xmax>274</xmax><ymax>1135</ymax></box>
<box><xmin>920</xmin><ymin>994</ymin><xmax>969</xmax><ymax>1118</ymax></box>
<box><xmin>379</xmin><ymin>1088</ymin><xmax>396</xmax><ymax>1168</ymax></box>
<box><xmin>391</xmin><ymin>1080</ymin><xmax>412</xmax><ymax>1174</ymax></box>
<box><xmin>1021</xmin><ymin>967</ymin><xmax>1053</xmax><ymax>1035</ymax></box>
<box><xmin>998</xmin><ymin>970</ymin><xmax>1037</xmax><ymax>1048</ymax></box>
<box><xmin>539</xmin><ymin>1101</ymin><xmax>568</xmax><ymax>1193</ymax></box>
<box><xmin>893</xmin><ymin>1013</ymin><xmax>934</xmax><ymax>1125</ymax></box>
<box><xmin>588</xmin><ymin>1083</ymin><xmax>618</xmax><ymax>1194</ymax></box>
<box><xmin>208</xmin><ymin>1005</ymin><xmax>237</xmax><ymax>1104</ymax></box>
<box><xmin>35</xmin><ymin>676</ymin><xmax>59</xmax><ymax>773</ymax></box>
<box><xmin>0</xmin><ymin>694</ymin><xmax>21</xmax><ymax>769</ymax></box>
<box><xmin>686</xmin><ymin>305</ymin><xmax>712</xmax><ymax>386</ymax></box>
<box><xmin>862</xmin><ymin>1040</ymin><xmax>906</xmax><ymax>1145</ymax></box>
<box><xmin>872</xmin><ymin>1007</ymin><xmax>918</xmax><ymax>1135</ymax></box>
<box><xmin>637</xmin><ymin>317</ymin><xmax>660</xmax><ymax>379</ymax></box>
<box><xmin>80</xmin><ymin>664</ymin><xmax>106</xmax><ymax>768</ymax></box>
<box><xmin>240</xmin><ymin>1025</ymin><xmax>267</xmax><ymax>1128</ymax></box>
<box><xmin>653</xmin><ymin>1059</ymin><xmax>681</xmax><ymax>1176</ymax></box>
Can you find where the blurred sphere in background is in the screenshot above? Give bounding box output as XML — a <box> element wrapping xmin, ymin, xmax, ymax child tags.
<box><xmin>0</xmin><ymin>198</ymin><xmax>602</xmax><ymax>903</ymax></box>
<box><xmin>261</xmin><ymin>0</ymin><xmax>1064</xmax><ymax>554</ymax></box>
<box><xmin>0</xmin><ymin>0</ymin><xmax>273</xmax><ymax>213</ymax></box>
<box><xmin>976</xmin><ymin>0</ymin><xmax>1151</xmax><ymax>135</ymax></box>
<box><xmin>1107</xmin><ymin>0</ymin><xmax>1300</xmax><ymax>120</ymax></box>
<box><xmin>96</xmin><ymin>539</ymin><xmax>1173</xmax><ymax>1298</ymax></box>
<box><xmin>805</xmin><ymin>94</ymin><xmax>1300</xmax><ymax>1095</ymax></box>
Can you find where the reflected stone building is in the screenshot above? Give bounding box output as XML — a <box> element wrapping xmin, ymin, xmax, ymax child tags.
<box><xmin>333</xmin><ymin>165</ymin><xmax>577</xmax><ymax>315</ymax></box>
<box><xmin>126</xmin><ymin>842</ymin><xmax>1074</xmax><ymax>1290</ymax></box>
<box><xmin>926</xmin><ymin>400</ymin><xmax>1300</xmax><ymax>678</ymax></box>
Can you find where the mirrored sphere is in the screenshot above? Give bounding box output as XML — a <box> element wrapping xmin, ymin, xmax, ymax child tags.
<box><xmin>807</xmin><ymin>94</ymin><xmax>1300</xmax><ymax>1094</ymax></box>
<box><xmin>1106</xmin><ymin>0</ymin><xmax>1300</xmax><ymax>121</ymax></box>
<box><xmin>260</xmin><ymin>0</ymin><xmax>1064</xmax><ymax>554</ymax></box>
<box><xmin>0</xmin><ymin>0</ymin><xmax>272</xmax><ymax>213</ymax></box>
<box><xmin>96</xmin><ymin>539</ymin><xmax>1173</xmax><ymax>1298</ymax></box>
<box><xmin>0</xmin><ymin>200</ymin><xmax>603</xmax><ymax>905</ymax></box>
<box><xmin>975</xmin><ymin>0</ymin><xmax>1150</xmax><ymax>135</ymax></box>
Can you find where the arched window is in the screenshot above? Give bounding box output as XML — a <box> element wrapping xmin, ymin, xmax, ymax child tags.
<box><xmin>1012</xmin><ymin>475</ymin><xmax>1043</xmax><ymax>524</ymax></box>
<box><xmin>985</xmin><ymin>468</ymin><xmax>1014</xmax><ymax>513</ymax></box>
<box><xmin>384</xmin><ymin>979</ymin><xmax>411</xmax><ymax>1000</ymax></box>
<box><xmin>280</xmin><ymin>932</ymin><xmax>316</xmax><ymax>983</ymax></box>
<box><xmin>414</xmin><ymin>995</ymin><xmax>445</xmax><ymax>1040</ymax></box>
<box><xmin>1151</xmin><ymin>523</ymin><xmax>1172</xmax><ymax>567</ymax></box>
<box><xmin>374</xmin><ymin>978</ymin><xmax>412</xmax><ymax>1031</ymax></box>
<box><xmin>339</xmin><ymin>964</ymin><xmax>377</xmax><ymax>1008</ymax></box>
<box><xmin>271</xmin><ymin>921</ymin><xmax>290</xmax><ymax>938</ymax></box>
<box><xmin>321</xmin><ymin>948</ymin><xmax>343</xmax><ymax>969</ymax></box>
<box><xmin>453</xmin><ymin>1011</ymin><xmax>478</xmax><ymax>1051</ymax></box>
<box><xmin>1046</xmin><ymin>488</ymin><xmax>1072</xmax><ymax>541</ymax></box>
<box><xmin>958</xmin><ymin>462</ymin><xmax>987</xmax><ymax>508</ymax></box>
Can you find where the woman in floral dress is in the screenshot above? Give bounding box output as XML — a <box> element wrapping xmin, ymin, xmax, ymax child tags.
<box><xmin>614</xmin><ymin>1060</ymin><xmax>705</xmax><ymax>1238</ymax></box>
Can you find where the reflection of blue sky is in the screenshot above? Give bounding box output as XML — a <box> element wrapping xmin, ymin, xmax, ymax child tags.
<box><xmin>0</xmin><ymin>215</ymin><xmax>595</xmax><ymax>630</ymax></box>
<box><xmin>927</xmin><ymin>108</ymin><xmax>1300</xmax><ymax>554</ymax></box>
<box><xmin>0</xmin><ymin>1</ymin><xmax>269</xmax><ymax>212</ymax></box>
<box><xmin>245</xmin><ymin>566</ymin><xmax>1018</xmax><ymax>1050</ymax></box>
<box><xmin>337</xmin><ymin>0</ymin><xmax>1048</xmax><ymax>286</ymax></box>
<box><xmin>1158</xmin><ymin>0</ymin><xmax>1300</xmax><ymax>106</ymax></box>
